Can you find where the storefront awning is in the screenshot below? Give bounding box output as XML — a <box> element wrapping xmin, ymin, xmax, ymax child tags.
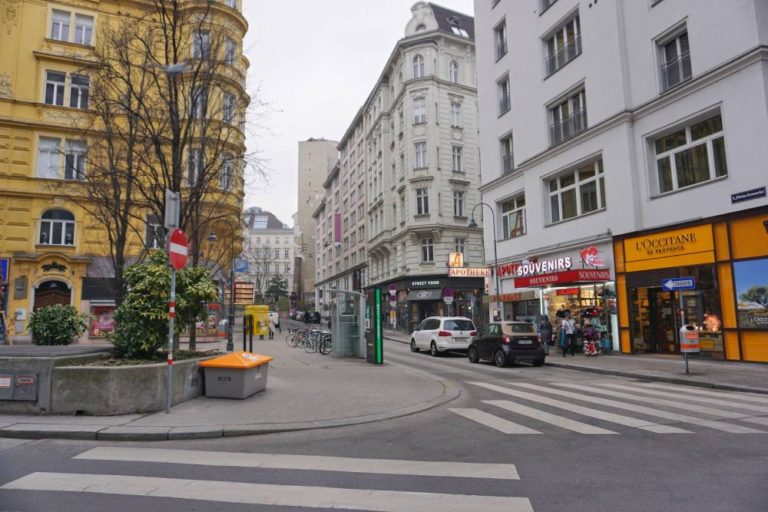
<box><xmin>406</xmin><ymin>289</ymin><xmax>442</xmax><ymax>301</ymax></box>
<box><xmin>514</xmin><ymin>269</ymin><xmax>612</xmax><ymax>288</ymax></box>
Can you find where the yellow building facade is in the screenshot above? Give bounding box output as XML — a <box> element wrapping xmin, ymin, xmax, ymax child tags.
<box><xmin>0</xmin><ymin>0</ymin><xmax>248</xmax><ymax>342</ymax></box>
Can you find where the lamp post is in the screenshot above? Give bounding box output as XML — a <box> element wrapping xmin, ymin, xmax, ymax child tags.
<box><xmin>207</xmin><ymin>229</ymin><xmax>236</xmax><ymax>352</ymax></box>
<box><xmin>468</xmin><ymin>203</ymin><xmax>503</xmax><ymax>323</ymax></box>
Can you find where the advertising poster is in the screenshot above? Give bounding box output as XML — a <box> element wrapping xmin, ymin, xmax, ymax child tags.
<box><xmin>734</xmin><ymin>258</ymin><xmax>768</xmax><ymax>330</ymax></box>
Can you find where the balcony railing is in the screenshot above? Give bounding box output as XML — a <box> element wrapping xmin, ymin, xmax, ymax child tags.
<box><xmin>499</xmin><ymin>95</ymin><xmax>510</xmax><ymax>115</ymax></box>
<box><xmin>545</xmin><ymin>34</ymin><xmax>581</xmax><ymax>76</ymax></box>
<box><xmin>550</xmin><ymin>108</ymin><xmax>587</xmax><ymax>145</ymax></box>
<box><xmin>502</xmin><ymin>154</ymin><xmax>514</xmax><ymax>174</ymax></box>
<box><xmin>496</xmin><ymin>41</ymin><xmax>507</xmax><ymax>60</ymax></box>
<box><xmin>660</xmin><ymin>52</ymin><xmax>691</xmax><ymax>91</ymax></box>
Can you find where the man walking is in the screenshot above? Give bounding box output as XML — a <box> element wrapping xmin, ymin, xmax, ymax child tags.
<box><xmin>561</xmin><ymin>311</ymin><xmax>576</xmax><ymax>357</ymax></box>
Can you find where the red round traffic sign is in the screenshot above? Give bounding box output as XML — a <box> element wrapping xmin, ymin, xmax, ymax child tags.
<box><xmin>168</xmin><ymin>228</ymin><xmax>188</xmax><ymax>270</ymax></box>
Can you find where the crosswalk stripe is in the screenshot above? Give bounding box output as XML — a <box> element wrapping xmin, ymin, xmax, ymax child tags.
<box><xmin>0</xmin><ymin>473</ymin><xmax>535</xmax><ymax>512</ymax></box>
<box><xmin>75</xmin><ymin>447</ymin><xmax>521</xmax><ymax>481</ymax></box>
<box><xmin>496</xmin><ymin>382</ymin><xmax>765</xmax><ymax>434</ymax></box>
<box><xmin>636</xmin><ymin>382</ymin><xmax>768</xmax><ymax>405</ymax></box>
<box><xmin>557</xmin><ymin>383</ymin><xmax>751</xmax><ymax>419</ymax></box>
<box><xmin>470</xmin><ymin>384</ymin><xmax>689</xmax><ymax>434</ymax></box>
<box><xmin>482</xmin><ymin>400</ymin><xmax>618</xmax><ymax>434</ymax></box>
<box><xmin>449</xmin><ymin>408</ymin><xmax>541</xmax><ymax>435</ymax></box>
<box><xmin>596</xmin><ymin>382</ymin><xmax>768</xmax><ymax>414</ymax></box>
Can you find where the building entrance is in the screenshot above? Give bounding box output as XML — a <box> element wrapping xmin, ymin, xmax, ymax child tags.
<box><xmin>631</xmin><ymin>287</ymin><xmax>680</xmax><ymax>353</ymax></box>
<box><xmin>33</xmin><ymin>280</ymin><xmax>71</xmax><ymax>311</ymax></box>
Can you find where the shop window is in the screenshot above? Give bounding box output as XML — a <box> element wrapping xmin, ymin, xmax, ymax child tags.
<box><xmin>501</xmin><ymin>194</ymin><xmax>526</xmax><ymax>239</ymax></box>
<box><xmin>548</xmin><ymin>158</ymin><xmax>605</xmax><ymax>224</ymax></box>
<box><xmin>39</xmin><ymin>209</ymin><xmax>75</xmax><ymax>246</ymax></box>
<box><xmin>653</xmin><ymin>113</ymin><xmax>727</xmax><ymax>194</ymax></box>
<box><xmin>733</xmin><ymin>258</ymin><xmax>768</xmax><ymax>330</ymax></box>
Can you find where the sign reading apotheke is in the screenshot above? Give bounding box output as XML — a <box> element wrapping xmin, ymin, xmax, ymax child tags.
<box><xmin>624</xmin><ymin>225</ymin><xmax>714</xmax><ymax>263</ymax></box>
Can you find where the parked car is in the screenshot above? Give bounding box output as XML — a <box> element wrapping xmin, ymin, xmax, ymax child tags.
<box><xmin>410</xmin><ymin>316</ymin><xmax>478</xmax><ymax>356</ymax></box>
<box><xmin>303</xmin><ymin>311</ymin><xmax>321</xmax><ymax>324</ymax></box>
<box><xmin>268</xmin><ymin>311</ymin><xmax>280</xmax><ymax>329</ymax></box>
<box><xmin>468</xmin><ymin>321</ymin><xmax>545</xmax><ymax>367</ymax></box>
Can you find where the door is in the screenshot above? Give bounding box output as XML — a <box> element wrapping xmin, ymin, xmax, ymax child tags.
<box><xmin>477</xmin><ymin>323</ymin><xmax>500</xmax><ymax>360</ymax></box>
<box><xmin>33</xmin><ymin>280</ymin><xmax>71</xmax><ymax>311</ymax></box>
<box><xmin>648</xmin><ymin>288</ymin><xmax>677</xmax><ymax>353</ymax></box>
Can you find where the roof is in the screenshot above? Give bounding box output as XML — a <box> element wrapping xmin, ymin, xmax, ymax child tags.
<box><xmin>244</xmin><ymin>207</ymin><xmax>291</xmax><ymax>230</ymax></box>
<box><xmin>428</xmin><ymin>3</ymin><xmax>474</xmax><ymax>41</ymax></box>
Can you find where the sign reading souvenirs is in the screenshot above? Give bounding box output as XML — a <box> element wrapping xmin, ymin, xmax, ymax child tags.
<box><xmin>448</xmin><ymin>252</ymin><xmax>464</xmax><ymax>268</ymax></box>
<box><xmin>514</xmin><ymin>269</ymin><xmax>611</xmax><ymax>288</ymax></box>
<box><xmin>498</xmin><ymin>257</ymin><xmax>573</xmax><ymax>278</ymax></box>
<box><xmin>449</xmin><ymin>267</ymin><xmax>491</xmax><ymax>277</ymax></box>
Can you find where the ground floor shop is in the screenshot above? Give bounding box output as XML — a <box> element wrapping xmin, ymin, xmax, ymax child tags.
<box><xmin>615</xmin><ymin>208</ymin><xmax>768</xmax><ymax>362</ymax></box>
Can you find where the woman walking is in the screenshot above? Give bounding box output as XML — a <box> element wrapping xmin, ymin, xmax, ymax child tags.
<box><xmin>537</xmin><ymin>315</ymin><xmax>552</xmax><ymax>355</ymax></box>
<box><xmin>560</xmin><ymin>311</ymin><xmax>576</xmax><ymax>357</ymax></box>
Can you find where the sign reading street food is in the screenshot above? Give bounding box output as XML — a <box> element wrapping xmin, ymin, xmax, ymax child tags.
<box><xmin>449</xmin><ymin>267</ymin><xmax>491</xmax><ymax>277</ymax></box>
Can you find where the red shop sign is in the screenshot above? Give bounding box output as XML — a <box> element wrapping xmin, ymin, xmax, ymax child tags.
<box><xmin>515</xmin><ymin>269</ymin><xmax>611</xmax><ymax>288</ymax></box>
<box><xmin>556</xmin><ymin>287</ymin><xmax>581</xmax><ymax>296</ymax></box>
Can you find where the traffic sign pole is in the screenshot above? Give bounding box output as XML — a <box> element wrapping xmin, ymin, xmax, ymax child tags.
<box><xmin>166</xmin><ymin>269</ymin><xmax>176</xmax><ymax>414</ymax></box>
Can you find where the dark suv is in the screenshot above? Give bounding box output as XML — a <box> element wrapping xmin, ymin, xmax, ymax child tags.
<box><xmin>303</xmin><ymin>311</ymin><xmax>321</xmax><ymax>324</ymax></box>
<box><xmin>468</xmin><ymin>321</ymin><xmax>545</xmax><ymax>367</ymax></box>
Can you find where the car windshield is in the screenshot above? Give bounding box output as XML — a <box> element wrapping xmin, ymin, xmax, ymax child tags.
<box><xmin>443</xmin><ymin>319</ymin><xmax>474</xmax><ymax>331</ymax></box>
<box><xmin>502</xmin><ymin>323</ymin><xmax>535</xmax><ymax>334</ymax></box>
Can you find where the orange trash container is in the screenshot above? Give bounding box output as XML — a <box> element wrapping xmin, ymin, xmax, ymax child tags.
<box><xmin>199</xmin><ymin>352</ymin><xmax>273</xmax><ymax>399</ymax></box>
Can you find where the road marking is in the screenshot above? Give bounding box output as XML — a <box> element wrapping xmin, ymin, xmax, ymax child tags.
<box><xmin>636</xmin><ymin>382</ymin><xmax>768</xmax><ymax>405</ymax></box>
<box><xmin>75</xmin><ymin>447</ymin><xmax>521</xmax><ymax>481</ymax></box>
<box><xmin>491</xmin><ymin>382</ymin><xmax>764</xmax><ymax>434</ymax></box>
<box><xmin>559</xmin><ymin>383</ymin><xmax>751</xmax><ymax>419</ymax></box>
<box><xmin>469</xmin><ymin>384</ymin><xmax>689</xmax><ymax>434</ymax></box>
<box><xmin>595</xmin><ymin>382</ymin><xmax>768</xmax><ymax>414</ymax></box>
<box><xmin>483</xmin><ymin>400</ymin><xmax>617</xmax><ymax>435</ymax></box>
<box><xmin>0</xmin><ymin>473</ymin><xmax>535</xmax><ymax>512</ymax></box>
<box><xmin>449</xmin><ymin>408</ymin><xmax>541</xmax><ymax>435</ymax></box>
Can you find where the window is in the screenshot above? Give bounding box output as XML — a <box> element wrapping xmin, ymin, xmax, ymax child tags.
<box><xmin>39</xmin><ymin>209</ymin><xmax>75</xmax><ymax>246</ymax></box>
<box><xmin>497</xmin><ymin>76</ymin><xmax>510</xmax><ymax>115</ymax></box>
<box><xmin>191</xmin><ymin>87</ymin><xmax>208</xmax><ymax>119</ymax></box>
<box><xmin>224</xmin><ymin>38</ymin><xmax>236</xmax><ymax>65</ymax></box>
<box><xmin>414</xmin><ymin>142</ymin><xmax>427</xmax><ymax>168</ymax></box>
<box><xmin>549</xmin><ymin>88</ymin><xmax>587</xmax><ymax>145</ymax></box>
<box><xmin>69</xmin><ymin>74</ymin><xmax>89</xmax><ymax>109</ymax></box>
<box><xmin>500</xmin><ymin>134</ymin><xmax>514</xmax><ymax>174</ymax></box>
<box><xmin>501</xmin><ymin>195</ymin><xmax>526</xmax><ymax>239</ymax></box>
<box><xmin>420</xmin><ymin>238</ymin><xmax>434</xmax><ymax>262</ymax></box>
<box><xmin>146</xmin><ymin>213</ymin><xmax>164</xmax><ymax>249</ymax></box>
<box><xmin>188</xmin><ymin>148</ymin><xmax>203</xmax><ymax>185</ymax></box>
<box><xmin>226</xmin><ymin>0</ymin><xmax>237</xmax><ymax>9</ymax></box>
<box><xmin>494</xmin><ymin>20</ymin><xmax>507</xmax><ymax>60</ymax></box>
<box><xmin>654</xmin><ymin>113</ymin><xmax>727</xmax><ymax>194</ymax></box>
<box><xmin>416</xmin><ymin>187</ymin><xmax>429</xmax><ymax>215</ymax></box>
<box><xmin>37</xmin><ymin>138</ymin><xmax>60</xmax><ymax>179</ymax></box>
<box><xmin>413</xmin><ymin>96</ymin><xmax>426</xmax><ymax>123</ymax></box>
<box><xmin>50</xmin><ymin>10</ymin><xmax>70</xmax><ymax>41</ymax></box>
<box><xmin>223</xmin><ymin>92</ymin><xmax>235</xmax><ymax>124</ymax></box>
<box><xmin>192</xmin><ymin>30</ymin><xmax>211</xmax><ymax>59</ymax></box>
<box><xmin>451</xmin><ymin>145</ymin><xmax>463</xmax><ymax>172</ymax></box>
<box><xmin>220</xmin><ymin>156</ymin><xmax>232</xmax><ymax>191</ymax></box>
<box><xmin>453</xmin><ymin>190</ymin><xmax>465</xmax><ymax>217</ymax></box>
<box><xmin>450</xmin><ymin>102</ymin><xmax>461</xmax><ymax>127</ymax></box>
<box><xmin>659</xmin><ymin>31</ymin><xmax>691</xmax><ymax>92</ymax></box>
<box><xmin>449</xmin><ymin>61</ymin><xmax>459</xmax><ymax>83</ymax></box>
<box><xmin>545</xmin><ymin>15</ymin><xmax>581</xmax><ymax>76</ymax></box>
<box><xmin>413</xmin><ymin>54</ymin><xmax>425</xmax><ymax>78</ymax></box>
<box><xmin>284</xmin><ymin>249</ymin><xmax>289</xmax><ymax>258</ymax></box>
<box><xmin>548</xmin><ymin>158</ymin><xmax>606</xmax><ymax>223</ymax></box>
<box><xmin>74</xmin><ymin>14</ymin><xmax>94</xmax><ymax>45</ymax></box>
<box><xmin>455</xmin><ymin>237</ymin><xmax>465</xmax><ymax>255</ymax></box>
<box><xmin>64</xmin><ymin>140</ymin><xmax>86</xmax><ymax>180</ymax></box>
<box><xmin>45</xmin><ymin>71</ymin><xmax>65</xmax><ymax>106</ymax></box>
<box><xmin>541</xmin><ymin>0</ymin><xmax>559</xmax><ymax>12</ymax></box>
<box><xmin>448</xmin><ymin>16</ymin><xmax>469</xmax><ymax>38</ymax></box>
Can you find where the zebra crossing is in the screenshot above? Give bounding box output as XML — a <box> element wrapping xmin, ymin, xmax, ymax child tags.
<box><xmin>0</xmin><ymin>447</ymin><xmax>535</xmax><ymax>512</ymax></box>
<box><xmin>449</xmin><ymin>379</ymin><xmax>768</xmax><ymax>436</ymax></box>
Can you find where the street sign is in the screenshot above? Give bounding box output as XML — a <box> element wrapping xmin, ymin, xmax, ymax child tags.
<box><xmin>661</xmin><ymin>277</ymin><xmax>695</xmax><ymax>291</ymax></box>
<box><xmin>234</xmin><ymin>258</ymin><xmax>249</xmax><ymax>273</ymax></box>
<box><xmin>168</xmin><ymin>228</ymin><xmax>188</xmax><ymax>270</ymax></box>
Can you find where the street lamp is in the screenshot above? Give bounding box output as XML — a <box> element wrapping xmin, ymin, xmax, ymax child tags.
<box><xmin>468</xmin><ymin>203</ymin><xmax>503</xmax><ymax>322</ymax></box>
<box><xmin>207</xmin><ymin>229</ymin><xmax>236</xmax><ymax>351</ymax></box>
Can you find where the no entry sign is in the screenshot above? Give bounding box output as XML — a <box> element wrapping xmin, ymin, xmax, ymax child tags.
<box><xmin>168</xmin><ymin>228</ymin><xmax>188</xmax><ymax>270</ymax></box>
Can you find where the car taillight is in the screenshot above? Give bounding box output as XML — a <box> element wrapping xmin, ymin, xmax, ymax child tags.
<box><xmin>469</xmin><ymin>331</ymin><xmax>478</xmax><ymax>336</ymax></box>
<box><xmin>438</xmin><ymin>330</ymin><xmax>452</xmax><ymax>337</ymax></box>
<box><xmin>502</xmin><ymin>335</ymin><xmax>511</xmax><ymax>344</ymax></box>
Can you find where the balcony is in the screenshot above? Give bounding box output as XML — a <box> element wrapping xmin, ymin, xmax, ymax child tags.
<box><xmin>660</xmin><ymin>52</ymin><xmax>692</xmax><ymax>92</ymax></box>
<box><xmin>545</xmin><ymin>34</ymin><xmax>581</xmax><ymax>76</ymax></box>
<box><xmin>549</xmin><ymin>108</ymin><xmax>587</xmax><ymax>145</ymax></box>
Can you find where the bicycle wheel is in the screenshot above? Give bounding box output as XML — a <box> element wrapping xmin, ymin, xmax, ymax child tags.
<box><xmin>304</xmin><ymin>337</ymin><xmax>316</xmax><ymax>353</ymax></box>
<box><xmin>319</xmin><ymin>336</ymin><xmax>332</xmax><ymax>355</ymax></box>
<box><xmin>286</xmin><ymin>334</ymin><xmax>298</xmax><ymax>348</ymax></box>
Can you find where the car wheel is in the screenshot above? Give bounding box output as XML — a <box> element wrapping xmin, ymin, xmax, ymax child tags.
<box><xmin>533</xmin><ymin>358</ymin><xmax>545</xmax><ymax>367</ymax></box>
<box><xmin>430</xmin><ymin>342</ymin><xmax>439</xmax><ymax>357</ymax></box>
<box><xmin>494</xmin><ymin>349</ymin><xmax>507</xmax><ymax>368</ymax></box>
<box><xmin>410</xmin><ymin>339</ymin><xmax>419</xmax><ymax>353</ymax></box>
<box><xmin>468</xmin><ymin>346</ymin><xmax>479</xmax><ymax>363</ymax></box>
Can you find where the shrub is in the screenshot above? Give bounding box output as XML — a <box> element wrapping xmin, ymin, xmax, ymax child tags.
<box><xmin>28</xmin><ymin>305</ymin><xmax>88</xmax><ymax>345</ymax></box>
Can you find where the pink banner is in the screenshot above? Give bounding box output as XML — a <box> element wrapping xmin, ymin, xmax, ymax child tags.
<box><xmin>334</xmin><ymin>213</ymin><xmax>341</xmax><ymax>243</ymax></box>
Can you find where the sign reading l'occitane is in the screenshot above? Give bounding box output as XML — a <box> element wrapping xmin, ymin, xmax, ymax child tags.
<box><xmin>623</xmin><ymin>225</ymin><xmax>714</xmax><ymax>272</ymax></box>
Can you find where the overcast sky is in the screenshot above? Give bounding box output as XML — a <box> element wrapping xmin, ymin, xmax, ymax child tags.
<box><xmin>241</xmin><ymin>0</ymin><xmax>475</xmax><ymax>227</ymax></box>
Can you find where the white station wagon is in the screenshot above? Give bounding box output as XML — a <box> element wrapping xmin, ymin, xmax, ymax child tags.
<box><xmin>410</xmin><ymin>316</ymin><xmax>478</xmax><ymax>356</ymax></box>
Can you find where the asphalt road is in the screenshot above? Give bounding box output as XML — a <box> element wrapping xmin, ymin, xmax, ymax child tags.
<box><xmin>1</xmin><ymin>337</ymin><xmax>767</xmax><ymax>512</ymax></box>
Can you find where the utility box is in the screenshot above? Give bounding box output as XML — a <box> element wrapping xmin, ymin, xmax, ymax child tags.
<box><xmin>0</xmin><ymin>372</ymin><xmax>38</xmax><ymax>401</ymax></box>
<box><xmin>199</xmin><ymin>352</ymin><xmax>272</xmax><ymax>399</ymax></box>
<box><xmin>679</xmin><ymin>325</ymin><xmax>700</xmax><ymax>353</ymax></box>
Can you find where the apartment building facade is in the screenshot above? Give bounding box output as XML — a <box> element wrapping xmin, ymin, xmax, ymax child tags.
<box><xmin>474</xmin><ymin>0</ymin><xmax>768</xmax><ymax>361</ymax></box>
<box><xmin>242</xmin><ymin>207</ymin><xmax>294</xmax><ymax>304</ymax></box>
<box><xmin>0</xmin><ymin>0</ymin><xmax>248</xmax><ymax>342</ymax></box>
<box><xmin>315</xmin><ymin>2</ymin><xmax>486</xmax><ymax>331</ymax></box>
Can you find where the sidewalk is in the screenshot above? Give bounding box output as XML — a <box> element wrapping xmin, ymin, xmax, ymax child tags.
<box><xmin>0</xmin><ymin>331</ymin><xmax>458</xmax><ymax>441</ymax></box>
<box><xmin>383</xmin><ymin>329</ymin><xmax>768</xmax><ymax>395</ymax></box>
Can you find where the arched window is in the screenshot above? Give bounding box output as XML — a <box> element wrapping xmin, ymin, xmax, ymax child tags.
<box><xmin>413</xmin><ymin>54</ymin><xmax>425</xmax><ymax>79</ymax></box>
<box><xmin>449</xmin><ymin>61</ymin><xmax>459</xmax><ymax>83</ymax></box>
<box><xmin>39</xmin><ymin>209</ymin><xmax>75</xmax><ymax>246</ymax></box>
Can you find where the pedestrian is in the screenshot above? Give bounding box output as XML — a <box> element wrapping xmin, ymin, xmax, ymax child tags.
<box><xmin>268</xmin><ymin>314</ymin><xmax>277</xmax><ymax>340</ymax></box>
<box><xmin>560</xmin><ymin>311</ymin><xmax>576</xmax><ymax>357</ymax></box>
<box><xmin>537</xmin><ymin>314</ymin><xmax>552</xmax><ymax>355</ymax></box>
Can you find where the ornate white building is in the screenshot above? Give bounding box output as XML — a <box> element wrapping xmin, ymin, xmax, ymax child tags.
<box><xmin>242</xmin><ymin>207</ymin><xmax>294</xmax><ymax>304</ymax></box>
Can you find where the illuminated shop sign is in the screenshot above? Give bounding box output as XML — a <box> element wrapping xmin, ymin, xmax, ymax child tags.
<box><xmin>448</xmin><ymin>267</ymin><xmax>491</xmax><ymax>277</ymax></box>
<box><xmin>498</xmin><ymin>257</ymin><xmax>573</xmax><ymax>278</ymax></box>
<box><xmin>514</xmin><ymin>269</ymin><xmax>611</xmax><ymax>288</ymax></box>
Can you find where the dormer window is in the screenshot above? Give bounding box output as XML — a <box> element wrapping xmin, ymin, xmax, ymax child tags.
<box><xmin>416</xmin><ymin>23</ymin><xmax>426</xmax><ymax>32</ymax></box>
<box><xmin>448</xmin><ymin>16</ymin><xmax>469</xmax><ymax>38</ymax></box>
